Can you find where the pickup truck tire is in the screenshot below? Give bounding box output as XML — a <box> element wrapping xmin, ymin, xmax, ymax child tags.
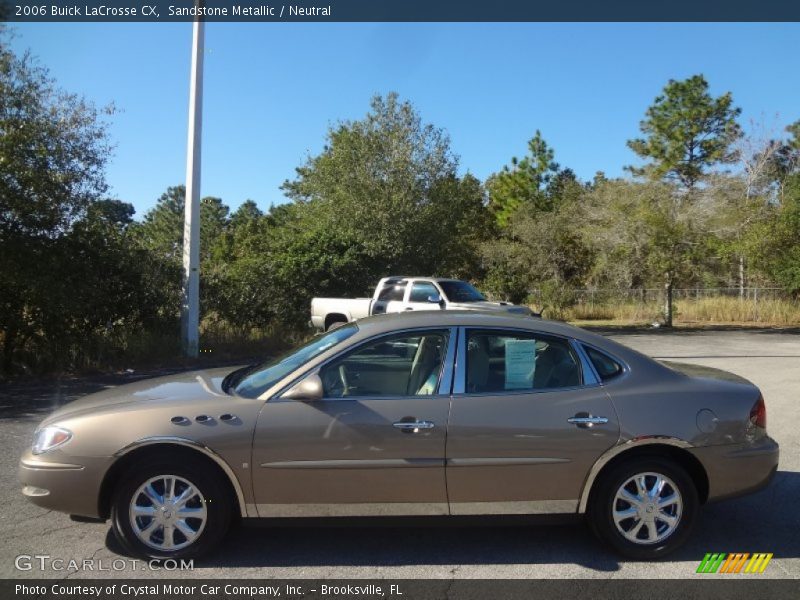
<box><xmin>325</xmin><ymin>318</ymin><xmax>348</xmax><ymax>332</ymax></box>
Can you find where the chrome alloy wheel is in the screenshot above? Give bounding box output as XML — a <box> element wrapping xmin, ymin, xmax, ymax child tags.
<box><xmin>129</xmin><ymin>475</ymin><xmax>207</xmax><ymax>551</ymax></box>
<box><xmin>612</xmin><ymin>471</ymin><xmax>683</xmax><ymax>545</ymax></box>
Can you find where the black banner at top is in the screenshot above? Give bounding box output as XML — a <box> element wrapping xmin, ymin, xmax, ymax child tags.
<box><xmin>2</xmin><ymin>0</ymin><xmax>800</xmax><ymax>23</ymax></box>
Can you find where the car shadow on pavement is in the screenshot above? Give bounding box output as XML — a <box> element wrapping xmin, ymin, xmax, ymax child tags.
<box><xmin>107</xmin><ymin>470</ymin><xmax>798</xmax><ymax>572</ymax></box>
<box><xmin>108</xmin><ymin>518</ymin><xmax>622</xmax><ymax>572</ymax></box>
<box><xmin>673</xmin><ymin>469</ymin><xmax>798</xmax><ymax>561</ymax></box>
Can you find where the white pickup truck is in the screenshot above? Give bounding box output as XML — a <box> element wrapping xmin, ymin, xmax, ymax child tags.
<box><xmin>310</xmin><ymin>276</ymin><xmax>532</xmax><ymax>331</ymax></box>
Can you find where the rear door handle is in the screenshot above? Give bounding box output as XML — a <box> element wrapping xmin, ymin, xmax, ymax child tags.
<box><xmin>567</xmin><ymin>415</ymin><xmax>609</xmax><ymax>428</ymax></box>
<box><xmin>393</xmin><ymin>420</ymin><xmax>435</xmax><ymax>433</ymax></box>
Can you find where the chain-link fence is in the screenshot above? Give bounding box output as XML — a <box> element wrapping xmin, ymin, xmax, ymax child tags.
<box><xmin>525</xmin><ymin>287</ymin><xmax>800</xmax><ymax>324</ymax></box>
<box><xmin>562</xmin><ymin>287</ymin><xmax>789</xmax><ymax>305</ymax></box>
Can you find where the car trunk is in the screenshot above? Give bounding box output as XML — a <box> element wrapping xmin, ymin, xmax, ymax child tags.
<box><xmin>658</xmin><ymin>360</ymin><xmax>753</xmax><ymax>385</ymax></box>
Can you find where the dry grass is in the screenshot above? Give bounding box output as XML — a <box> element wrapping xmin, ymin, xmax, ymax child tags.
<box><xmin>675</xmin><ymin>296</ymin><xmax>800</xmax><ymax>325</ymax></box>
<box><xmin>564</xmin><ymin>302</ymin><xmax>661</xmax><ymax>323</ymax></box>
<box><xmin>557</xmin><ymin>296</ymin><xmax>800</xmax><ymax>327</ymax></box>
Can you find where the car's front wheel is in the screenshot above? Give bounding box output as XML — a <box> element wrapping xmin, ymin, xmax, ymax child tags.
<box><xmin>111</xmin><ymin>458</ymin><xmax>232</xmax><ymax>560</ymax></box>
<box><xmin>589</xmin><ymin>457</ymin><xmax>698</xmax><ymax>560</ymax></box>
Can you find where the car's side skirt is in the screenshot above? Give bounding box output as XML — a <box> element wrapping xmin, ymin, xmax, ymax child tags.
<box><xmin>254</xmin><ymin>502</ymin><xmax>449</xmax><ymax>517</ymax></box>
<box><xmin>449</xmin><ymin>499</ymin><xmax>579</xmax><ymax>515</ymax></box>
<box><xmin>251</xmin><ymin>499</ymin><xmax>578</xmax><ymax>518</ymax></box>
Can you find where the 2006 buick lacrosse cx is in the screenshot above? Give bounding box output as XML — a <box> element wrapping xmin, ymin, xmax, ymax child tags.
<box><xmin>19</xmin><ymin>311</ymin><xmax>778</xmax><ymax>560</ymax></box>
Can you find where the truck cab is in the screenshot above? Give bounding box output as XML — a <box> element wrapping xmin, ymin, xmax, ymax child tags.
<box><xmin>311</xmin><ymin>276</ymin><xmax>532</xmax><ymax>332</ymax></box>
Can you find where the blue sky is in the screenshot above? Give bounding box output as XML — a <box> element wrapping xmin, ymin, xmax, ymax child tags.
<box><xmin>9</xmin><ymin>22</ymin><xmax>800</xmax><ymax>217</ymax></box>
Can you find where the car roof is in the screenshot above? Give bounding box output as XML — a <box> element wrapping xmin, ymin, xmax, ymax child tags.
<box><xmin>355</xmin><ymin>310</ymin><xmax>582</xmax><ymax>337</ymax></box>
<box><xmin>387</xmin><ymin>276</ymin><xmax>464</xmax><ymax>284</ymax></box>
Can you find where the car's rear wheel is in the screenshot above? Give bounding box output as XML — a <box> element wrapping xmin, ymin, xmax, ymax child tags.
<box><xmin>111</xmin><ymin>458</ymin><xmax>231</xmax><ymax>560</ymax></box>
<box><xmin>589</xmin><ymin>457</ymin><xmax>698</xmax><ymax>560</ymax></box>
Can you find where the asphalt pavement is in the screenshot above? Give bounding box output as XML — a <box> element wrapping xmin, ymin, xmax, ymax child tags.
<box><xmin>1</xmin><ymin>329</ymin><xmax>797</xmax><ymax>580</ymax></box>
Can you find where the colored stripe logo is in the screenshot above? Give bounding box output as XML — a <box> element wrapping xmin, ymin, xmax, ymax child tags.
<box><xmin>696</xmin><ymin>552</ymin><xmax>773</xmax><ymax>574</ymax></box>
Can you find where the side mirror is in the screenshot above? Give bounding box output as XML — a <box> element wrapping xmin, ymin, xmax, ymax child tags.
<box><xmin>282</xmin><ymin>373</ymin><xmax>323</xmax><ymax>401</ymax></box>
<box><xmin>427</xmin><ymin>293</ymin><xmax>442</xmax><ymax>304</ymax></box>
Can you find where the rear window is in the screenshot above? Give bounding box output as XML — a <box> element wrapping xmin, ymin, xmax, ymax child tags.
<box><xmin>378</xmin><ymin>283</ymin><xmax>407</xmax><ymax>302</ymax></box>
<box><xmin>585</xmin><ymin>346</ymin><xmax>623</xmax><ymax>381</ymax></box>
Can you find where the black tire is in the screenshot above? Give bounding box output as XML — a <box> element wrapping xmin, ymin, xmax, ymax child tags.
<box><xmin>111</xmin><ymin>457</ymin><xmax>232</xmax><ymax>560</ymax></box>
<box><xmin>588</xmin><ymin>456</ymin><xmax>698</xmax><ymax>560</ymax></box>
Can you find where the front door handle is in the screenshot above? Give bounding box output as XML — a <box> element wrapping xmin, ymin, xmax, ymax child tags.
<box><xmin>567</xmin><ymin>414</ymin><xmax>609</xmax><ymax>428</ymax></box>
<box><xmin>393</xmin><ymin>420</ymin><xmax>435</xmax><ymax>433</ymax></box>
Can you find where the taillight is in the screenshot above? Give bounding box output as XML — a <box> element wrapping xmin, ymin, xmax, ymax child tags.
<box><xmin>750</xmin><ymin>394</ymin><xmax>767</xmax><ymax>429</ymax></box>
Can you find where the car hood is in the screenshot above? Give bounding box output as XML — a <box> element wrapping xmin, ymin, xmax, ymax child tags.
<box><xmin>41</xmin><ymin>367</ymin><xmax>241</xmax><ymax>425</ymax></box>
<box><xmin>449</xmin><ymin>301</ymin><xmax>531</xmax><ymax>315</ymax></box>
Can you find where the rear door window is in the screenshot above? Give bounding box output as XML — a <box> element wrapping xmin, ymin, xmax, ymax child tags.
<box><xmin>465</xmin><ymin>330</ymin><xmax>582</xmax><ymax>393</ymax></box>
<box><xmin>378</xmin><ymin>283</ymin><xmax>407</xmax><ymax>302</ymax></box>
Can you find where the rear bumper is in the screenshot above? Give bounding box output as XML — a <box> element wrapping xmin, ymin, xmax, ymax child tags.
<box><xmin>18</xmin><ymin>451</ymin><xmax>108</xmax><ymax>519</ymax></box>
<box><xmin>691</xmin><ymin>435</ymin><xmax>779</xmax><ymax>503</ymax></box>
<box><xmin>310</xmin><ymin>315</ymin><xmax>325</xmax><ymax>330</ymax></box>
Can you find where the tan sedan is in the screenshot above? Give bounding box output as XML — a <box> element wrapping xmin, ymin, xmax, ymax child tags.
<box><xmin>19</xmin><ymin>312</ymin><xmax>778</xmax><ymax>560</ymax></box>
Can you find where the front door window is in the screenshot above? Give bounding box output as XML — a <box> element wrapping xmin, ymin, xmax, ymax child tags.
<box><xmin>320</xmin><ymin>330</ymin><xmax>450</xmax><ymax>398</ymax></box>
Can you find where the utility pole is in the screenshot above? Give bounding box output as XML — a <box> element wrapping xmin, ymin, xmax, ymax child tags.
<box><xmin>181</xmin><ymin>15</ymin><xmax>205</xmax><ymax>357</ymax></box>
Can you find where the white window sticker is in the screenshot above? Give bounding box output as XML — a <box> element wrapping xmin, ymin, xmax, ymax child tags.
<box><xmin>504</xmin><ymin>339</ymin><xmax>537</xmax><ymax>389</ymax></box>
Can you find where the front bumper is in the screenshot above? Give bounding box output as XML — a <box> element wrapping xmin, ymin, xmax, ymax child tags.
<box><xmin>18</xmin><ymin>451</ymin><xmax>110</xmax><ymax>518</ymax></box>
<box><xmin>691</xmin><ymin>435</ymin><xmax>779</xmax><ymax>503</ymax></box>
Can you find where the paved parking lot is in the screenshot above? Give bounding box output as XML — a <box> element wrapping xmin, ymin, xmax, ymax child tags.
<box><xmin>1</xmin><ymin>329</ymin><xmax>797</xmax><ymax>580</ymax></box>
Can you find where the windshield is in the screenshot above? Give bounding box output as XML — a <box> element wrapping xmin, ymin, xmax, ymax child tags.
<box><xmin>439</xmin><ymin>281</ymin><xmax>486</xmax><ymax>303</ymax></box>
<box><xmin>233</xmin><ymin>324</ymin><xmax>358</xmax><ymax>398</ymax></box>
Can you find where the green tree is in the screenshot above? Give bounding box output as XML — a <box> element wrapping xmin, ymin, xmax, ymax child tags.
<box><xmin>0</xmin><ymin>33</ymin><xmax>116</xmax><ymax>372</ymax></box>
<box><xmin>0</xmin><ymin>37</ymin><xmax>113</xmax><ymax>236</ymax></box>
<box><xmin>133</xmin><ymin>186</ymin><xmax>185</xmax><ymax>261</ymax></box>
<box><xmin>282</xmin><ymin>92</ymin><xmax>485</xmax><ymax>277</ymax></box>
<box><xmin>210</xmin><ymin>200</ymin><xmax>264</xmax><ymax>264</ymax></box>
<box><xmin>206</xmin><ymin>201</ymin><xmax>376</xmax><ymax>330</ymax></box>
<box><xmin>58</xmin><ymin>200</ymin><xmax>181</xmax><ymax>366</ymax></box>
<box><xmin>486</xmin><ymin>130</ymin><xmax>560</xmax><ymax>226</ymax></box>
<box><xmin>135</xmin><ymin>185</ymin><xmax>230</xmax><ymax>264</ymax></box>
<box><xmin>752</xmin><ymin>173</ymin><xmax>800</xmax><ymax>294</ymax></box>
<box><xmin>229</xmin><ymin>200</ymin><xmax>262</xmax><ymax>229</ymax></box>
<box><xmin>787</xmin><ymin>120</ymin><xmax>800</xmax><ymax>150</ymax></box>
<box><xmin>583</xmin><ymin>180</ymin><xmax>712</xmax><ymax>326</ymax></box>
<box><xmin>482</xmin><ymin>195</ymin><xmax>593</xmax><ymax>313</ymax></box>
<box><xmin>134</xmin><ymin>186</ymin><xmax>235</xmax><ymax>332</ymax></box>
<box><xmin>762</xmin><ymin>120</ymin><xmax>800</xmax><ymax>193</ymax></box>
<box><xmin>627</xmin><ymin>75</ymin><xmax>742</xmax><ymax>190</ymax></box>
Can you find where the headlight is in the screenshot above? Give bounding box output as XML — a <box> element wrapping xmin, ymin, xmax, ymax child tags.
<box><xmin>32</xmin><ymin>426</ymin><xmax>72</xmax><ymax>454</ymax></box>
